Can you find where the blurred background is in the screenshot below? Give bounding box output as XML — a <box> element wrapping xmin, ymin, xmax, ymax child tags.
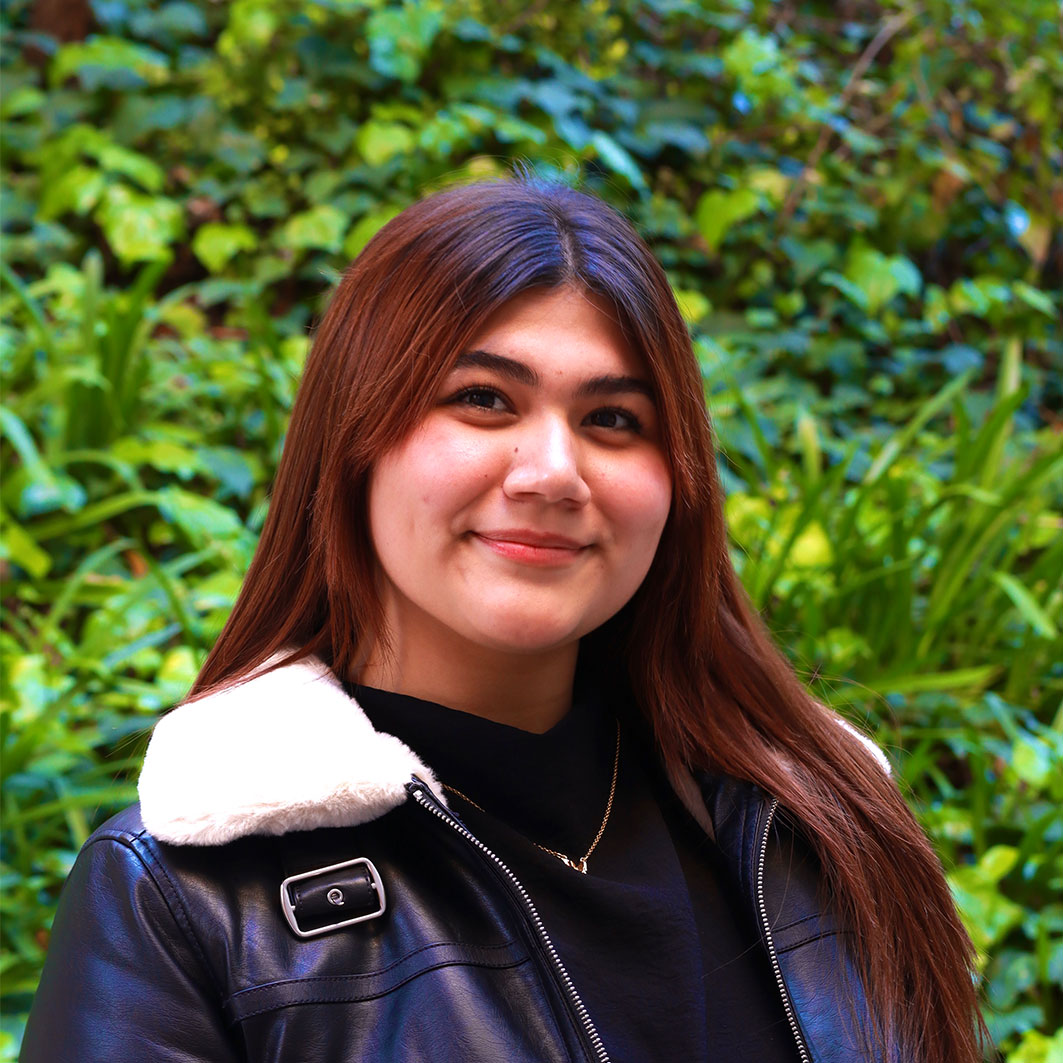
<box><xmin>1</xmin><ymin>0</ymin><xmax>1061</xmax><ymax>1057</ymax></box>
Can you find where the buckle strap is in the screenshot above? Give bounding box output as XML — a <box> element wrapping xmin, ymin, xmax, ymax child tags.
<box><xmin>280</xmin><ymin>857</ymin><xmax>386</xmax><ymax>938</ymax></box>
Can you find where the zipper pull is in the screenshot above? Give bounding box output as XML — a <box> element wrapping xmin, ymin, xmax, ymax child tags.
<box><xmin>407</xmin><ymin>776</ymin><xmax>462</xmax><ymax>821</ymax></box>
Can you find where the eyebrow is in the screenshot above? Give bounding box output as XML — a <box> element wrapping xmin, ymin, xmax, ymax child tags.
<box><xmin>454</xmin><ymin>350</ymin><xmax>655</xmax><ymax>401</ymax></box>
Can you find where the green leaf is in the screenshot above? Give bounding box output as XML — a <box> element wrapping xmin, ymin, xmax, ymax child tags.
<box><xmin>0</xmin><ymin>408</ymin><xmax>87</xmax><ymax>517</ymax></box>
<box><xmin>7</xmin><ymin>466</ymin><xmax>88</xmax><ymax>518</ymax></box>
<box><xmin>1011</xmin><ymin>737</ymin><xmax>1057</xmax><ymax>790</ymax></box>
<box><xmin>949</xmin><ymin>846</ymin><xmax>1025</xmax><ymax>959</ymax></box>
<box><xmin>192</xmin><ymin>223</ymin><xmax>258</xmax><ymax>272</ymax></box>
<box><xmin>155</xmin><ymin>487</ymin><xmax>252</xmax><ymax>554</ymax></box>
<box><xmin>747</xmin><ymin>167</ymin><xmax>790</xmax><ymax>204</ymax></box>
<box><xmin>589</xmin><ymin>130</ymin><xmax>648</xmax><ymax>192</ymax></box>
<box><xmin>37</xmin><ymin>165</ymin><xmax>107</xmax><ymax>220</ymax></box>
<box><xmin>110</xmin><ymin>438</ymin><xmax>204</xmax><ymax>479</ymax></box>
<box><xmin>93</xmin><ymin>141</ymin><xmax>165</xmax><ymax>193</ymax></box>
<box><xmin>878</xmin><ymin>666</ymin><xmax>1000</xmax><ymax>694</ymax></box>
<box><xmin>343</xmin><ymin>205</ymin><xmax>404</xmax><ymax>259</ymax></box>
<box><xmin>722</xmin><ymin>26</ymin><xmax>780</xmax><ymax>78</ymax></box>
<box><xmin>356</xmin><ymin>121</ymin><xmax>416</xmax><ymax>167</ymax></box>
<box><xmin>0</xmin><ymin>509</ymin><xmax>51</xmax><ymax>578</ymax></box>
<box><xmin>842</xmin><ymin>243</ymin><xmax>922</xmax><ymax>315</ymax></box>
<box><xmin>1</xmin><ymin>85</ymin><xmax>45</xmax><ymax>119</ymax></box>
<box><xmin>282</xmin><ymin>205</ymin><xmax>348</xmax><ymax>253</ymax></box>
<box><xmin>673</xmin><ymin>288</ymin><xmax>711</xmax><ymax>324</ymax></box>
<box><xmin>95</xmin><ymin>186</ymin><xmax>184</xmax><ymax>264</ymax></box>
<box><xmin>695</xmin><ymin>188</ymin><xmax>759</xmax><ymax>252</ymax></box>
<box><xmin>1013</xmin><ymin>282</ymin><xmax>1057</xmax><ymax>317</ymax></box>
<box><xmin>721</xmin><ymin>27</ymin><xmax>794</xmax><ymax>101</ymax></box>
<box><xmin>1005</xmin><ymin>1027</ymin><xmax>1063</xmax><ymax>1063</ymax></box>
<box><xmin>978</xmin><ymin>846</ymin><xmax>1021</xmax><ymax>883</ymax></box>
<box><xmin>991</xmin><ymin>572</ymin><xmax>1059</xmax><ymax>639</ymax></box>
<box><xmin>780</xmin><ymin>237</ymin><xmax>836</xmax><ymax>283</ymax></box>
<box><xmin>51</xmin><ymin>37</ymin><xmax>170</xmax><ymax>90</ymax></box>
<box><xmin>28</xmin><ymin>490</ymin><xmax>160</xmax><ymax>541</ymax></box>
<box><xmin>367</xmin><ymin>6</ymin><xmax>443</xmax><ymax>83</ymax></box>
<box><xmin>200</xmin><ymin>446</ymin><xmax>261</xmax><ymax>499</ymax></box>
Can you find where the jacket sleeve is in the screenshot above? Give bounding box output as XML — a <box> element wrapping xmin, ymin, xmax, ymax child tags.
<box><xmin>21</xmin><ymin>830</ymin><xmax>243</xmax><ymax>1063</ymax></box>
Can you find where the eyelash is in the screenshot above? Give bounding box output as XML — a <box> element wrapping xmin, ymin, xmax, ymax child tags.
<box><xmin>452</xmin><ymin>386</ymin><xmax>509</xmax><ymax>412</ymax></box>
<box><xmin>448</xmin><ymin>386</ymin><xmax>644</xmax><ymax>434</ymax></box>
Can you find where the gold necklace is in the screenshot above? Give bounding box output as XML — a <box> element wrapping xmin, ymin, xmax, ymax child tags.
<box><xmin>442</xmin><ymin>719</ymin><xmax>621</xmax><ymax>875</ymax></box>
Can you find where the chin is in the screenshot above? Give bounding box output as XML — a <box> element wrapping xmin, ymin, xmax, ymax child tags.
<box><xmin>464</xmin><ymin>616</ymin><xmax>593</xmax><ymax>656</ymax></box>
<box><xmin>469</xmin><ymin>608</ymin><xmax>620</xmax><ymax>654</ymax></box>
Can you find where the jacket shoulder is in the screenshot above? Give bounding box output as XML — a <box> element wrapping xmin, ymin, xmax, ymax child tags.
<box><xmin>91</xmin><ymin>801</ymin><xmax>149</xmax><ymax>841</ymax></box>
<box><xmin>137</xmin><ymin>655</ymin><xmax>441</xmax><ymax>846</ymax></box>
<box><xmin>22</xmin><ymin>806</ymin><xmax>243</xmax><ymax>1062</ymax></box>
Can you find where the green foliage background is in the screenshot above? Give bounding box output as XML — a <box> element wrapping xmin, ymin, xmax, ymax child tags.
<box><xmin>2</xmin><ymin>0</ymin><xmax>1061</xmax><ymax>1057</ymax></box>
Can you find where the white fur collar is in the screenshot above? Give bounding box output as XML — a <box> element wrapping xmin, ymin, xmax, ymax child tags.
<box><xmin>138</xmin><ymin>655</ymin><xmax>888</xmax><ymax>848</ymax></box>
<box><xmin>138</xmin><ymin>656</ymin><xmax>443</xmax><ymax>846</ymax></box>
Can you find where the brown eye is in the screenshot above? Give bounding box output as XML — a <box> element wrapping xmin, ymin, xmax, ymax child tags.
<box><xmin>452</xmin><ymin>387</ymin><xmax>508</xmax><ymax>412</ymax></box>
<box><xmin>585</xmin><ymin>407</ymin><xmax>643</xmax><ymax>433</ymax></box>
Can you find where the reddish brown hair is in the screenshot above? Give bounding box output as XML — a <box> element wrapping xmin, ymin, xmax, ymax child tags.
<box><xmin>192</xmin><ymin>178</ymin><xmax>981</xmax><ymax>1061</ymax></box>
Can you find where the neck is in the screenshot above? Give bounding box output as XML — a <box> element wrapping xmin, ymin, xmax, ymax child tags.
<box><xmin>358</xmin><ymin>629</ymin><xmax>578</xmax><ymax>734</ymax></box>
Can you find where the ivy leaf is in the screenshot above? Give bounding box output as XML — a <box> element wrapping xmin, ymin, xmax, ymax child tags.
<box><xmin>721</xmin><ymin>27</ymin><xmax>794</xmax><ymax>102</ymax></box>
<box><xmin>155</xmin><ymin>486</ymin><xmax>255</xmax><ymax>566</ymax></box>
<box><xmin>93</xmin><ymin>140</ymin><xmax>165</xmax><ymax>193</ymax></box>
<box><xmin>589</xmin><ymin>130</ymin><xmax>647</xmax><ymax>192</ymax></box>
<box><xmin>367</xmin><ymin>6</ymin><xmax>443</xmax><ymax>83</ymax></box>
<box><xmin>38</xmin><ymin>164</ymin><xmax>106</xmax><ymax>220</ymax></box>
<box><xmin>9</xmin><ymin>468</ymin><xmax>88</xmax><ymax>518</ymax></box>
<box><xmin>51</xmin><ymin>37</ymin><xmax>170</xmax><ymax>91</ymax></box>
<box><xmin>673</xmin><ymin>288</ymin><xmax>711</xmax><ymax>324</ymax></box>
<box><xmin>0</xmin><ymin>85</ymin><xmax>45</xmax><ymax>119</ymax></box>
<box><xmin>343</xmin><ymin>205</ymin><xmax>404</xmax><ymax>260</ymax></box>
<box><xmin>780</xmin><ymin>237</ymin><xmax>836</xmax><ymax>283</ymax></box>
<box><xmin>282</xmin><ymin>205</ymin><xmax>348</xmax><ymax>253</ymax></box>
<box><xmin>949</xmin><ymin>846</ymin><xmax>1025</xmax><ymax>961</ymax></box>
<box><xmin>110</xmin><ymin>438</ymin><xmax>204</xmax><ymax>479</ymax></box>
<box><xmin>129</xmin><ymin>2</ymin><xmax>209</xmax><ymax>43</ymax></box>
<box><xmin>356</xmin><ymin>120</ymin><xmax>416</xmax><ymax>167</ymax></box>
<box><xmin>1005</xmin><ymin>1029</ymin><xmax>1063</xmax><ymax>1063</ymax></box>
<box><xmin>841</xmin><ymin>243</ymin><xmax>921</xmax><ymax>315</ymax></box>
<box><xmin>200</xmin><ymin>446</ymin><xmax>261</xmax><ymax>500</ymax></box>
<box><xmin>695</xmin><ymin>188</ymin><xmax>759</xmax><ymax>252</ymax></box>
<box><xmin>192</xmin><ymin>223</ymin><xmax>258</xmax><ymax>272</ymax></box>
<box><xmin>95</xmin><ymin>185</ymin><xmax>184</xmax><ymax>264</ymax></box>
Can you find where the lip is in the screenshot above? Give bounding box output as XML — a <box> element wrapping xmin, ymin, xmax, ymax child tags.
<box><xmin>473</xmin><ymin>530</ymin><xmax>589</xmax><ymax>566</ymax></box>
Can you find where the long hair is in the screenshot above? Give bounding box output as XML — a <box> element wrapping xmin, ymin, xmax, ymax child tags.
<box><xmin>191</xmin><ymin>178</ymin><xmax>981</xmax><ymax>1061</ymax></box>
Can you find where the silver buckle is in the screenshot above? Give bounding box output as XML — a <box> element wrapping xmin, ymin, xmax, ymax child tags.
<box><xmin>280</xmin><ymin>857</ymin><xmax>386</xmax><ymax>939</ymax></box>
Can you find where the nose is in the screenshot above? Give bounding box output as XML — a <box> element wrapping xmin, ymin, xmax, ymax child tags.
<box><xmin>502</xmin><ymin>416</ymin><xmax>591</xmax><ymax>506</ymax></box>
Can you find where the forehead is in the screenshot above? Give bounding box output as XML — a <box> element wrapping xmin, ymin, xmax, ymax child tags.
<box><xmin>462</xmin><ymin>287</ymin><xmax>647</xmax><ymax>379</ymax></box>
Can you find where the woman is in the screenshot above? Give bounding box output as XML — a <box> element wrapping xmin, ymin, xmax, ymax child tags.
<box><xmin>23</xmin><ymin>178</ymin><xmax>983</xmax><ymax>1062</ymax></box>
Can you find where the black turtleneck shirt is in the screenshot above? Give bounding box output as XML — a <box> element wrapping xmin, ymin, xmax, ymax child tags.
<box><xmin>349</xmin><ymin>680</ymin><xmax>800</xmax><ymax>1063</ymax></box>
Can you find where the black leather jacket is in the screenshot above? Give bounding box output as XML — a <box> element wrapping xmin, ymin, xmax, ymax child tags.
<box><xmin>22</xmin><ymin>660</ymin><xmax>882</xmax><ymax>1063</ymax></box>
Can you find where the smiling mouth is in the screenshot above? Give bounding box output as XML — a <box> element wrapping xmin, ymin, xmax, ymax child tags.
<box><xmin>473</xmin><ymin>531</ymin><xmax>589</xmax><ymax>566</ymax></box>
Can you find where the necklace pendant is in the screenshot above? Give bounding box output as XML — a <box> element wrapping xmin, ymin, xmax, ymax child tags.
<box><xmin>558</xmin><ymin>854</ymin><xmax>588</xmax><ymax>874</ymax></box>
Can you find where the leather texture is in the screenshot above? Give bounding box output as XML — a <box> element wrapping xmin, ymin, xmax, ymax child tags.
<box><xmin>704</xmin><ymin>773</ymin><xmax>888</xmax><ymax>1063</ymax></box>
<box><xmin>22</xmin><ymin>774</ymin><xmax>883</xmax><ymax>1063</ymax></box>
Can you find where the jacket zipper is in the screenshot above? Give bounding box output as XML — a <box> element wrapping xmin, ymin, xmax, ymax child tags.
<box><xmin>756</xmin><ymin>797</ymin><xmax>813</xmax><ymax>1063</ymax></box>
<box><xmin>407</xmin><ymin>778</ymin><xmax>612</xmax><ymax>1063</ymax></box>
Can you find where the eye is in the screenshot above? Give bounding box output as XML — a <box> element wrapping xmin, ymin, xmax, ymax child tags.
<box><xmin>449</xmin><ymin>385</ymin><xmax>510</xmax><ymax>413</ymax></box>
<box><xmin>584</xmin><ymin>407</ymin><xmax>644</xmax><ymax>434</ymax></box>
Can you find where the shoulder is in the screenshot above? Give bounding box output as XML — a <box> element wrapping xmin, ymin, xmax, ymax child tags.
<box><xmin>138</xmin><ymin>654</ymin><xmax>442</xmax><ymax>847</ymax></box>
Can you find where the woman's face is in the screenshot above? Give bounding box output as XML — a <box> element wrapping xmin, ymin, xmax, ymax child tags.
<box><xmin>367</xmin><ymin>286</ymin><xmax>672</xmax><ymax>669</ymax></box>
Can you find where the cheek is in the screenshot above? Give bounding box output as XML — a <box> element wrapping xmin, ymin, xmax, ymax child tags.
<box><xmin>605</xmin><ymin>458</ymin><xmax>673</xmax><ymax>542</ymax></box>
<box><xmin>370</xmin><ymin>429</ymin><xmax>500</xmax><ymax>540</ymax></box>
